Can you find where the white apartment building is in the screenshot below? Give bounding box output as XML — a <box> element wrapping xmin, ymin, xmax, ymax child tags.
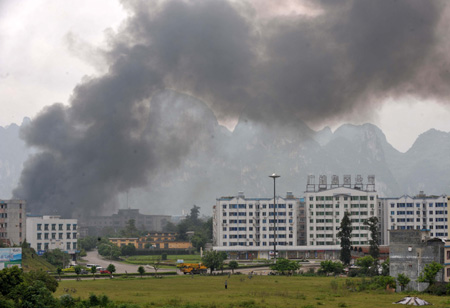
<box><xmin>379</xmin><ymin>192</ymin><xmax>448</xmax><ymax>245</ymax></box>
<box><xmin>304</xmin><ymin>175</ymin><xmax>378</xmax><ymax>246</ymax></box>
<box><xmin>26</xmin><ymin>216</ymin><xmax>78</xmax><ymax>257</ymax></box>
<box><xmin>0</xmin><ymin>200</ymin><xmax>26</xmax><ymax>246</ymax></box>
<box><xmin>213</xmin><ymin>192</ymin><xmax>300</xmax><ymax>259</ymax></box>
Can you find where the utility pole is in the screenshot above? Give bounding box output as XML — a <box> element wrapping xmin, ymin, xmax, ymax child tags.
<box><xmin>269</xmin><ymin>173</ymin><xmax>280</xmax><ymax>261</ymax></box>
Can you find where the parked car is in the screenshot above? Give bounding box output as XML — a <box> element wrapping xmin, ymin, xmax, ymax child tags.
<box><xmin>100</xmin><ymin>270</ymin><xmax>111</xmax><ymax>274</ymax></box>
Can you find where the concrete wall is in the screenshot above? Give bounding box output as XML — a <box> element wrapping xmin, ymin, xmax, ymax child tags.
<box><xmin>390</xmin><ymin>230</ymin><xmax>444</xmax><ymax>291</ymax></box>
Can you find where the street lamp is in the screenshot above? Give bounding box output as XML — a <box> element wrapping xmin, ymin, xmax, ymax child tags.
<box><xmin>269</xmin><ymin>173</ymin><xmax>280</xmax><ymax>261</ymax></box>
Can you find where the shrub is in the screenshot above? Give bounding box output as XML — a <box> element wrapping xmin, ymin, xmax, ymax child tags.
<box><xmin>427</xmin><ymin>282</ymin><xmax>447</xmax><ymax>296</ymax></box>
<box><xmin>162</xmin><ymin>253</ymin><xmax>168</xmax><ymax>261</ymax></box>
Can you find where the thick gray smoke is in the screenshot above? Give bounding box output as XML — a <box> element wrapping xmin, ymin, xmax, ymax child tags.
<box><xmin>13</xmin><ymin>0</ymin><xmax>450</xmax><ymax>216</ymax></box>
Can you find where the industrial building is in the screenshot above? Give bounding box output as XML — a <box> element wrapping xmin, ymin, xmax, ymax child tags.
<box><xmin>78</xmin><ymin>208</ymin><xmax>171</xmax><ymax>237</ymax></box>
<box><xmin>0</xmin><ymin>200</ymin><xmax>26</xmax><ymax>246</ymax></box>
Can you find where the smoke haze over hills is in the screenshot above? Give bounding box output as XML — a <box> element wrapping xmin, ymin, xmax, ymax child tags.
<box><xmin>8</xmin><ymin>0</ymin><xmax>450</xmax><ymax>216</ymax></box>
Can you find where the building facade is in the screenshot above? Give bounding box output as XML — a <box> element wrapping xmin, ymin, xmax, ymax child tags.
<box><xmin>26</xmin><ymin>216</ymin><xmax>78</xmax><ymax>258</ymax></box>
<box><xmin>390</xmin><ymin>229</ymin><xmax>444</xmax><ymax>291</ymax></box>
<box><xmin>379</xmin><ymin>193</ymin><xmax>448</xmax><ymax>245</ymax></box>
<box><xmin>213</xmin><ymin>191</ymin><xmax>302</xmax><ymax>259</ymax></box>
<box><xmin>0</xmin><ymin>200</ymin><xmax>26</xmax><ymax>246</ymax></box>
<box><xmin>304</xmin><ymin>175</ymin><xmax>378</xmax><ymax>246</ymax></box>
<box><xmin>109</xmin><ymin>233</ymin><xmax>192</xmax><ymax>250</ymax></box>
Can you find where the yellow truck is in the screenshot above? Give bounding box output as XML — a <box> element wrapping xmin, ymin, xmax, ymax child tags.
<box><xmin>177</xmin><ymin>263</ymin><xmax>208</xmax><ymax>274</ymax></box>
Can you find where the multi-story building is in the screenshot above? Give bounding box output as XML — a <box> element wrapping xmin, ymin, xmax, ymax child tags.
<box><xmin>379</xmin><ymin>192</ymin><xmax>448</xmax><ymax>245</ymax></box>
<box><xmin>78</xmin><ymin>208</ymin><xmax>171</xmax><ymax>237</ymax></box>
<box><xmin>304</xmin><ymin>175</ymin><xmax>378</xmax><ymax>246</ymax></box>
<box><xmin>26</xmin><ymin>216</ymin><xmax>78</xmax><ymax>259</ymax></box>
<box><xmin>0</xmin><ymin>200</ymin><xmax>26</xmax><ymax>246</ymax></box>
<box><xmin>213</xmin><ymin>191</ymin><xmax>301</xmax><ymax>259</ymax></box>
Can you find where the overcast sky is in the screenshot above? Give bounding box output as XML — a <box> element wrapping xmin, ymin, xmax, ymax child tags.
<box><xmin>2</xmin><ymin>0</ymin><xmax>450</xmax><ymax>153</ymax></box>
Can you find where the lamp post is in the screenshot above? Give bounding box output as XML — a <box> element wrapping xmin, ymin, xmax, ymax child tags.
<box><xmin>269</xmin><ymin>173</ymin><xmax>280</xmax><ymax>261</ymax></box>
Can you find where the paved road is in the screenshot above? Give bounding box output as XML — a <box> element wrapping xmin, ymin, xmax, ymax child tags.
<box><xmin>83</xmin><ymin>250</ymin><xmax>175</xmax><ymax>274</ymax></box>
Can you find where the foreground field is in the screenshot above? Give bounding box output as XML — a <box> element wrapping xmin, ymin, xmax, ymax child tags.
<box><xmin>55</xmin><ymin>275</ymin><xmax>450</xmax><ymax>308</ymax></box>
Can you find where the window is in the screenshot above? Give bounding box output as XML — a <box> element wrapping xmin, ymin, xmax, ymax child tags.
<box><xmin>37</xmin><ymin>243</ymin><xmax>41</xmax><ymax>250</ymax></box>
<box><xmin>37</xmin><ymin>233</ymin><xmax>42</xmax><ymax>240</ymax></box>
<box><xmin>59</xmin><ymin>233</ymin><xmax>63</xmax><ymax>239</ymax></box>
<box><xmin>37</xmin><ymin>224</ymin><xmax>42</xmax><ymax>231</ymax></box>
<box><xmin>67</xmin><ymin>224</ymin><xmax>71</xmax><ymax>230</ymax></box>
<box><xmin>67</xmin><ymin>232</ymin><xmax>71</xmax><ymax>239</ymax></box>
<box><xmin>44</xmin><ymin>224</ymin><xmax>49</xmax><ymax>231</ymax></box>
<box><xmin>73</xmin><ymin>232</ymin><xmax>77</xmax><ymax>239</ymax></box>
<box><xmin>52</xmin><ymin>224</ymin><xmax>56</xmax><ymax>231</ymax></box>
<box><xmin>44</xmin><ymin>233</ymin><xmax>49</xmax><ymax>239</ymax></box>
<box><xmin>44</xmin><ymin>243</ymin><xmax>49</xmax><ymax>250</ymax></box>
<box><xmin>67</xmin><ymin>242</ymin><xmax>71</xmax><ymax>250</ymax></box>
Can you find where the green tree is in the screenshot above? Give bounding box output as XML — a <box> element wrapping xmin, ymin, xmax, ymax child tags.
<box><xmin>138</xmin><ymin>266</ymin><xmax>145</xmax><ymax>278</ymax></box>
<box><xmin>120</xmin><ymin>243</ymin><xmax>136</xmax><ymax>256</ymax></box>
<box><xmin>107</xmin><ymin>264</ymin><xmax>116</xmax><ymax>276</ymax></box>
<box><xmin>90</xmin><ymin>266</ymin><xmax>97</xmax><ymax>280</ymax></box>
<box><xmin>189</xmin><ymin>205</ymin><xmax>200</xmax><ymax>222</ymax></box>
<box><xmin>191</xmin><ymin>234</ymin><xmax>207</xmax><ymax>252</ymax></box>
<box><xmin>202</xmin><ymin>250</ymin><xmax>227</xmax><ymax>274</ymax></box>
<box><xmin>77</xmin><ymin>236</ymin><xmax>98</xmax><ymax>251</ymax></box>
<box><xmin>42</xmin><ymin>249</ymin><xmax>66</xmax><ymax>267</ymax></box>
<box><xmin>56</xmin><ymin>267</ymin><xmax>62</xmax><ymax>281</ymax></box>
<box><xmin>364</xmin><ymin>217</ymin><xmax>380</xmax><ymax>260</ymax></box>
<box><xmin>18</xmin><ymin>280</ymin><xmax>59</xmax><ymax>308</ymax></box>
<box><xmin>381</xmin><ymin>258</ymin><xmax>390</xmax><ymax>276</ymax></box>
<box><xmin>74</xmin><ymin>265</ymin><xmax>82</xmax><ymax>281</ymax></box>
<box><xmin>355</xmin><ymin>255</ymin><xmax>375</xmax><ymax>275</ymax></box>
<box><xmin>320</xmin><ymin>260</ymin><xmax>344</xmax><ymax>276</ymax></box>
<box><xmin>23</xmin><ymin>270</ymin><xmax>58</xmax><ymax>292</ymax></box>
<box><xmin>337</xmin><ymin>211</ymin><xmax>352</xmax><ymax>265</ymax></box>
<box><xmin>0</xmin><ymin>266</ymin><xmax>24</xmax><ymax>297</ymax></box>
<box><xmin>418</xmin><ymin>261</ymin><xmax>443</xmax><ymax>286</ymax></box>
<box><xmin>269</xmin><ymin>258</ymin><xmax>300</xmax><ymax>275</ymax></box>
<box><xmin>122</xmin><ymin>219</ymin><xmax>140</xmax><ymax>237</ymax></box>
<box><xmin>397</xmin><ymin>273</ymin><xmax>411</xmax><ymax>291</ymax></box>
<box><xmin>228</xmin><ymin>261</ymin><xmax>239</xmax><ymax>274</ymax></box>
<box><xmin>98</xmin><ymin>243</ymin><xmax>120</xmax><ymax>260</ymax></box>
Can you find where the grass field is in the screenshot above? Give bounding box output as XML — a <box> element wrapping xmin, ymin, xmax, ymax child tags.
<box><xmin>55</xmin><ymin>275</ymin><xmax>450</xmax><ymax>308</ymax></box>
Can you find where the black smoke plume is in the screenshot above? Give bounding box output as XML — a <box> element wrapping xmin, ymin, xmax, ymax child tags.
<box><xmin>13</xmin><ymin>0</ymin><xmax>450</xmax><ymax>216</ymax></box>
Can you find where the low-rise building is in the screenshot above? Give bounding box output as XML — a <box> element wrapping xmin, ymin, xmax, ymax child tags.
<box><xmin>390</xmin><ymin>229</ymin><xmax>444</xmax><ymax>291</ymax></box>
<box><xmin>109</xmin><ymin>233</ymin><xmax>192</xmax><ymax>250</ymax></box>
<box><xmin>0</xmin><ymin>200</ymin><xmax>26</xmax><ymax>246</ymax></box>
<box><xmin>26</xmin><ymin>215</ymin><xmax>78</xmax><ymax>259</ymax></box>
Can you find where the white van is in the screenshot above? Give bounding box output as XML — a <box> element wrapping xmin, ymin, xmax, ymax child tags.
<box><xmin>86</xmin><ymin>264</ymin><xmax>101</xmax><ymax>269</ymax></box>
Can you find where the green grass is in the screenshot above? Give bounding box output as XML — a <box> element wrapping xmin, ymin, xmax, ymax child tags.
<box><xmin>124</xmin><ymin>254</ymin><xmax>202</xmax><ymax>265</ymax></box>
<box><xmin>22</xmin><ymin>247</ymin><xmax>56</xmax><ymax>272</ymax></box>
<box><xmin>54</xmin><ymin>276</ymin><xmax>450</xmax><ymax>308</ymax></box>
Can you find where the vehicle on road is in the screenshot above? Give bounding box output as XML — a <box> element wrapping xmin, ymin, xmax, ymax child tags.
<box><xmin>100</xmin><ymin>270</ymin><xmax>111</xmax><ymax>274</ymax></box>
<box><xmin>177</xmin><ymin>263</ymin><xmax>208</xmax><ymax>275</ymax></box>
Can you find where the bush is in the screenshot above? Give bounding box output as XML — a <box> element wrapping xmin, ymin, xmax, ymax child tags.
<box><xmin>162</xmin><ymin>253</ymin><xmax>168</xmax><ymax>261</ymax></box>
<box><xmin>59</xmin><ymin>294</ymin><xmax>75</xmax><ymax>307</ymax></box>
<box><xmin>427</xmin><ymin>282</ymin><xmax>447</xmax><ymax>296</ymax></box>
